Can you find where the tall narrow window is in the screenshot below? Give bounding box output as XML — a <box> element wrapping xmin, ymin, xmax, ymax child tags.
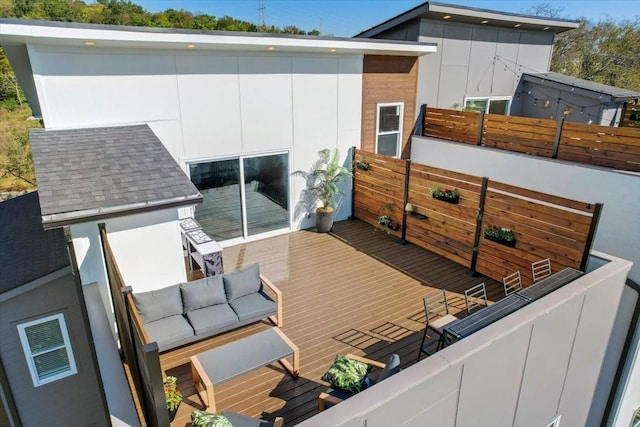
<box><xmin>376</xmin><ymin>102</ymin><xmax>404</xmax><ymax>158</ymax></box>
<box><xmin>17</xmin><ymin>313</ymin><xmax>77</xmax><ymax>387</ymax></box>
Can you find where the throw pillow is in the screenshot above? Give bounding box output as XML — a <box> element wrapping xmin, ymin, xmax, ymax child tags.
<box><xmin>321</xmin><ymin>355</ymin><xmax>371</xmax><ymax>394</ymax></box>
<box><xmin>191</xmin><ymin>410</ymin><xmax>234</xmax><ymax>427</ymax></box>
<box><xmin>181</xmin><ymin>275</ymin><xmax>226</xmax><ymax>312</ymax></box>
<box><xmin>133</xmin><ymin>284</ymin><xmax>183</xmax><ymax>323</ymax></box>
<box><xmin>223</xmin><ymin>263</ymin><xmax>262</xmax><ymax>301</ymax></box>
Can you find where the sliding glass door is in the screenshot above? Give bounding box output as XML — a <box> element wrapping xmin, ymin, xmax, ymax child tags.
<box><xmin>189</xmin><ymin>153</ymin><xmax>289</xmax><ymax>242</ymax></box>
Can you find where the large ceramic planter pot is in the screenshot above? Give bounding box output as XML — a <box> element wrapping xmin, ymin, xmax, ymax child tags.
<box><xmin>316</xmin><ymin>208</ymin><xmax>335</xmax><ymax>233</ymax></box>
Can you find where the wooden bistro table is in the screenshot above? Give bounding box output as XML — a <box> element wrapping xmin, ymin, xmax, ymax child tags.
<box><xmin>191</xmin><ymin>328</ymin><xmax>299</xmax><ymax>412</ymax></box>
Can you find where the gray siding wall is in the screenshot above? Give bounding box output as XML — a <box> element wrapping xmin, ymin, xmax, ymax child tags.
<box><xmin>299</xmin><ymin>254</ymin><xmax>633</xmax><ymax>427</ymax></box>
<box><xmin>513</xmin><ymin>80</ymin><xmax>607</xmax><ymax>124</ymax></box>
<box><xmin>415</xmin><ymin>19</ymin><xmax>555</xmax><ymax>111</ymax></box>
<box><xmin>0</xmin><ymin>272</ymin><xmax>109</xmax><ymax>427</ymax></box>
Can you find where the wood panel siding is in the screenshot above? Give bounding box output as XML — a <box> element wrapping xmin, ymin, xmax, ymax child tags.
<box><xmin>482</xmin><ymin>113</ymin><xmax>558</xmax><ymax>156</ymax></box>
<box><xmin>558</xmin><ymin>121</ymin><xmax>640</xmax><ymax>171</ymax></box>
<box><xmin>424</xmin><ymin>107</ymin><xmax>480</xmax><ymax>145</ymax></box>
<box><xmin>352</xmin><ymin>149</ymin><xmax>599</xmax><ymax>285</ymax></box>
<box><xmin>422</xmin><ymin>106</ymin><xmax>640</xmax><ymax>172</ymax></box>
<box><xmin>163</xmin><ymin>220</ymin><xmax>501</xmax><ymax>426</ymax></box>
<box><xmin>361</xmin><ymin>55</ymin><xmax>418</xmax><ymax>157</ymax></box>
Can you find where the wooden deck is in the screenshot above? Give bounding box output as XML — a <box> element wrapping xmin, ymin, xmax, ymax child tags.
<box><xmin>164</xmin><ymin>219</ymin><xmax>501</xmax><ymax>426</ymax></box>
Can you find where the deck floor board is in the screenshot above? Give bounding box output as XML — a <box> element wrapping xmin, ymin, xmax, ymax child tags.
<box><xmin>165</xmin><ymin>219</ymin><xmax>501</xmax><ymax>426</ymax></box>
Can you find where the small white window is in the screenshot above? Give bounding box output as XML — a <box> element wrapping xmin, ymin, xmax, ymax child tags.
<box><xmin>464</xmin><ymin>96</ymin><xmax>512</xmax><ymax>115</ymax></box>
<box><xmin>17</xmin><ymin>313</ymin><xmax>77</xmax><ymax>387</ymax></box>
<box><xmin>376</xmin><ymin>102</ymin><xmax>404</xmax><ymax>158</ymax></box>
<box><xmin>547</xmin><ymin>415</ymin><xmax>561</xmax><ymax>427</ymax></box>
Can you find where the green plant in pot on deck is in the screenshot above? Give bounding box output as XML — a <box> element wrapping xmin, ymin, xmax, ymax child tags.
<box><xmin>376</xmin><ymin>201</ymin><xmax>400</xmax><ymax>235</ymax></box>
<box><xmin>164</xmin><ymin>375</ymin><xmax>183</xmax><ymax>422</ymax></box>
<box><xmin>294</xmin><ymin>148</ymin><xmax>351</xmax><ymax>232</ymax></box>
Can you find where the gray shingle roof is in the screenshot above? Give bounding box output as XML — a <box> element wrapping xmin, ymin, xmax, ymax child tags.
<box><xmin>0</xmin><ymin>191</ymin><xmax>69</xmax><ymax>294</ymax></box>
<box><xmin>523</xmin><ymin>72</ymin><xmax>640</xmax><ymax>101</ymax></box>
<box><xmin>30</xmin><ymin>124</ymin><xmax>201</xmax><ymax>225</ymax></box>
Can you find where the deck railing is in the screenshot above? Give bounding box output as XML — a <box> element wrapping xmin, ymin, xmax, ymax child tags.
<box><xmin>423</xmin><ymin>107</ymin><xmax>640</xmax><ymax>172</ymax></box>
<box><xmin>351</xmin><ymin>149</ymin><xmax>602</xmax><ymax>285</ymax></box>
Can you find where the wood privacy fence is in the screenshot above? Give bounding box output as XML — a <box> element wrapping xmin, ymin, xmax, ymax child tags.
<box><xmin>423</xmin><ymin>107</ymin><xmax>640</xmax><ymax>172</ymax></box>
<box><xmin>351</xmin><ymin>149</ymin><xmax>602</xmax><ymax>286</ymax></box>
<box><xmin>98</xmin><ymin>224</ymin><xmax>170</xmax><ymax>427</ymax></box>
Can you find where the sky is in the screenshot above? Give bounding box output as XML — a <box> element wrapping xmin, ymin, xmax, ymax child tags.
<box><xmin>135</xmin><ymin>0</ymin><xmax>640</xmax><ymax>37</ymax></box>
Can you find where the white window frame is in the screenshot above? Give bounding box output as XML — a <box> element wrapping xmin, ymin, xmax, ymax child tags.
<box><xmin>464</xmin><ymin>96</ymin><xmax>512</xmax><ymax>115</ymax></box>
<box><xmin>17</xmin><ymin>313</ymin><xmax>77</xmax><ymax>387</ymax></box>
<box><xmin>375</xmin><ymin>102</ymin><xmax>404</xmax><ymax>158</ymax></box>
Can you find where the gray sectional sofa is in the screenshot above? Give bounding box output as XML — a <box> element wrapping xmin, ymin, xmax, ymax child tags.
<box><xmin>132</xmin><ymin>264</ymin><xmax>282</xmax><ymax>352</ymax></box>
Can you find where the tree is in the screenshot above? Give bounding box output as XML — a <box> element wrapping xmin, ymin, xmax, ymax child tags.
<box><xmin>552</xmin><ymin>18</ymin><xmax>640</xmax><ymax>92</ymax></box>
<box><xmin>0</xmin><ymin>106</ymin><xmax>41</xmax><ymax>191</ymax></box>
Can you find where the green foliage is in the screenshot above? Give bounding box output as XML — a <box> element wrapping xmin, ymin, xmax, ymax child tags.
<box><xmin>294</xmin><ymin>148</ymin><xmax>351</xmax><ymax>213</ymax></box>
<box><xmin>431</xmin><ymin>187</ymin><xmax>459</xmax><ymax>199</ymax></box>
<box><xmin>0</xmin><ymin>105</ymin><xmax>41</xmax><ymax>191</ymax></box>
<box><xmin>376</xmin><ymin>201</ymin><xmax>399</xmax><ymax>235</ymax></box>
<box><xmin>484</xmin><ymin>225</ymin><xmax>515</xmax><ymax>242</ymax></box>
<box><xmin>552</xmin><ymin>18</ymin><xmax>640</xmax><ymax>92</ymax></box>
<box><xmin>163</xmin><ymin>376</ymin><xmax>182</xmax><ymax>411</ymax></box>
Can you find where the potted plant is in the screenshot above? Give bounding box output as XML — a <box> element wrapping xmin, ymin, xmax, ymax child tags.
<box><xmin>294</xmin><ymin>148</ymin><xmax>352</xmax><ymax>232</ymax></box>
<box><xmin>354</xmin><ymin>154</ymin><xmax>370</xmax><ymax>171</ymax></box>
<box><xmin>376</xmin><ymin>202</ymin><xmax>400</xmax><ymax>235</ymax></box>
<box><xmin>431</xmin><ymin>187</ymin><xmax>460</xmax><ymax>204</ymax></box>
<box><xmin>164</xmin><ymin>375</ymin><xmax>183</xmax><ymax>422</ymax></box>
<box><xmin>483</xmin><ymin>225</ymin><xmax>516</xmax><ymax>247</ymax></box>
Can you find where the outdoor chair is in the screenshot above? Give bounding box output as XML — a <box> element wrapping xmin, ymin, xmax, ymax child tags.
<box><xmin>464</xmin><ymin>282</ymin><xmax>488</xmax><ymax>314</ymax></box>
<box><xmin>416</xmin><ymin>289</ymin><xmax>457</xmax><ymax>362</ymax></box>
<box><xmin>532</xmin><ymin>258</ymin><xmax>552</xmax><ymax>283</ymax></box>
<box><xmin>503</xmin><ymin>270</ymin><xmax>523</xmax><ymax>296</ymax></box>
<box><xmin>318</xmin><ymin>353</ymin><xmax>400</xmax><ymax>412</ymax></box>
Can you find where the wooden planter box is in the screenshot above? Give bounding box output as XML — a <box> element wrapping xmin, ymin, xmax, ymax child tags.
<box><xmin>432</xmin><ymin>194</ymin><xmax>460</xmax><ymax>204</ymax></box>
<box><xmin>484</xmin><ymin>234</ymin><xmax>516</xmax><ymax>248</ymax></box>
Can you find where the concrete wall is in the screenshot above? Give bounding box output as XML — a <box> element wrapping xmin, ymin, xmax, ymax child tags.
<box><xmin>415</xmin><ymin>20</ymin><xmax>554</xmax><ymax>111</ymax></box>
<box><xmin>410</xmin><ymin>136</ymin><xmax>640</xmax><ymax>284</ymax></box>
<box><xmin>299</xmin><ymin>252</ymin><xmax>633</xmax><ymax>427</ymax></box>
<box><xmin>28</xmin><ymin>44</ymin><xmax>362</xmax><ymax>230</ymax></box>
<box><xmin>0</xmin><ymin>269</ymin><xmax>109</xmax><ymax>427</ymax></box>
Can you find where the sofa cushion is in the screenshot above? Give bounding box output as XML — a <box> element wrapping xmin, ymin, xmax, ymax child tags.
<box><xmin>143</xmin><ymin>315</ymin><xmax>194</xmax><ymax>350</ymax></box>
<box><xmin>229</xmin><ymin>291</ymin><xmax>277</xmax><ymax>323</ymax></box>
<box><xmin>181</xmin><ymin>275</ymin><xmax>226</xmax><ymax>313</ymax></box>
<box><xmin>133</xmin><ymin>284</ymin><xmax>183</xmax><ymax>323</ymax></box>
<box><xmin>186</xmin><ymin>304</ymin><xmax>239</xmax><ymax>335</ymax></box>
<box><xmin>223</xmin><ymin>263</ymin><xmax>262</xmax><ymax>301</ymax></box>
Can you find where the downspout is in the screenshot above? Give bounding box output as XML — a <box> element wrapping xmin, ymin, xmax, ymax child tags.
<box><xmin>602</xmin><ymin>278</ymin><xmax>640</xmax><ymax>425</ymax></box>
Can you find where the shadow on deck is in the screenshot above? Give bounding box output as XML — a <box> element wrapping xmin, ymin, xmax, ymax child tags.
<box><xmin>165</xmin><ymin>219</ymin><xmax>501</xmax><ymax>426</ymax></box>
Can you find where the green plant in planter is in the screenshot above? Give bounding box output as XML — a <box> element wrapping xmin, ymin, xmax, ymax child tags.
<box><xmin>431</xmin><ymin>187</ymin><xmax>459</xmax><ymax>199</ymax></box>
<box><xmin>354</xmin><ymin>154</ymin><xmax>370</xmax><ymax>171</ymax></box>
<box><xmin>376</xmin><ymin>202</ymin><xmax>400</xmax><ymax>235</ymax></box>
<box><xmin>484</xmin><ymin>225</ymin><xmax>515</xmax><ymax>241</ymax></box>
<box><xmin>164</xmin><ymin>375</ymin><xmax>182</xmax><ymax>419</ymax></box>
<box><xmin>294</xmin><ymin>148</ymin><xmax>352</xmax><ymax>232</ymax></box>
